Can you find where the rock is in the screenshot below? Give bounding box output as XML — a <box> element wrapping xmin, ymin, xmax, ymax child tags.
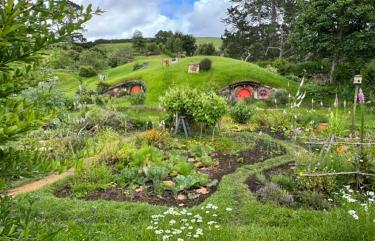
<box><xmin>177</xmin><ymin>194</ymin><xmax>187</xmax><ymax>201</ymax></box>
<box><xmin>135</xmin><ymin>187</ymin><xmax>143</xmax><ymax>193</ymax></box>
<box><xmin>195</xmin><ymin>187</ymin><xmax>209</xmax><ymax>195</ymax></box>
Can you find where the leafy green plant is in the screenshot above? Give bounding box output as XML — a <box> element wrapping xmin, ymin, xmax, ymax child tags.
<box><xmin>0</xmin><ymin>196</ymin><xmax>60</xmax><ymax>239</ymax></box>
<box><xmin>79</xmin><ymin>66</ymin><xmax>97</xmax><ymax>77</ymax></box>
<box><xmin>271</xmin><ymin>175</ymin><xmax>295</xmax><ymax>191</ymax></box>
<box><xmin>199</xmin><ymin>58</ymin><xmax>212</xmax><ymax>71</ymax></box>
<box><xmin>175</xmin><ymin>161</ymin><xmax>194</xmax><ymax>176</ymax></box>
<box><xmin>230</xmin><ymin>102</ymin><xmax>255</xmax><ymax>124</ymax></box>
<box><xmin>296</xmin><ymin>190</ymin><xmax>331</xmax><ymax>210</ymax></box>
<box><xmin>129</xmin><ymin>93</ymin><xmax>146</xmax><ymax>105</ymax></box>
<box><xmin>160</xmin><ymin>88</ymin><xmax>226</xmax><ymax>128</ymax></box>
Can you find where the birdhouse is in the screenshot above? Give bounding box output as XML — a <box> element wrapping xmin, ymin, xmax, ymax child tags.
<box><xmin>354</xmin><ymin>75</ymin><xmax>362</xmax><ymax>85</ymax></box>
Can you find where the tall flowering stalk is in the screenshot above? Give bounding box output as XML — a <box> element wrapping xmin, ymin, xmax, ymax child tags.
<box><xmin>334</xmin><ymin>94</ymin><xmax>339</xmax><ymax>108</ymax></box>
<box><xmin>358</xmin><ymin>89</ymin><xmax>365</xmax><ymax>154</ymax></box>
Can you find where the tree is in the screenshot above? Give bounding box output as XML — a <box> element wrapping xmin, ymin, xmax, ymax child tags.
<box><xmin>132</xmin><ymin>30</ymin><xmax>146</xmax><ymax>52</ymax></box>
<box><xmin>222</xmin><ymin>0</ymin><xmax>297</xmax><ymax>61</ymax></box>
<box><xmin>197</xmin><ymin>43</ymin><xmax>217</xmax><ymax>55</ymax></box>
<box><xmin>289</xmin><ymin>0</ymin><xmax>375</xmax><ymax>83</ymax></box>
<box><xmin>0</xmin><ymin>0</ymin><xmax>101</xmax><ymax>142</ymax></box>
<box><xmin>179</xmin><ymin>33</ymin><xmax>197</xmax><ymax>56</ymax></box>
<box><xmin>154</xmin><ymin>31</ymin><xmax>197</xmax><ymax>56</ymax></box>
<box><xmin>155</xmin><ymin>30</ymin><xmax>174</xmax><ymax>44</ymax></box>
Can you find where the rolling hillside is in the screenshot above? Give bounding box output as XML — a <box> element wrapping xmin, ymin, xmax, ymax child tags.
<box><xmin>56</xmin><ymin>55</ymin><xmax>296</xmax><ymax>104</ymax></box>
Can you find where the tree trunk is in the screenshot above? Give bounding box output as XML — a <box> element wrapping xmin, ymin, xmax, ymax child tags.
<box><xmin>329</xmin><ymin>57</ymin><xmax>337</xmax><ymax>84</ymax></box>
<box><xmin>271</xmin><ymin>0</ymin><xmax>277</xmax><ymax>24</ymax></box>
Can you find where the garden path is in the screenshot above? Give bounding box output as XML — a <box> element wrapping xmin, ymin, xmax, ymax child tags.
<box><xmin>7</xmin><ymin>134</ymin><xmax>137</xmax><ymax>197</ymax></box>
<box><xmin>8</xmin><ymin>168</ymin><xmax>75</xmax><ymax>197</ymax></box>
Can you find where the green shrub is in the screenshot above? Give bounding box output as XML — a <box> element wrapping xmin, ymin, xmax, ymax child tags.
<box><xmin>133</xmin><ymin>63</ymin><xmax>144</xmax><ymax>71</ymax></box>
<box><xmin>255</xmin><ymin>183</ymin><xmax>296</xmax><ymax>208</ymax></box>
<box><xmin>197</xmin><ymin>43</ymin><xmax>216</xmax><ymax>55</ymax></box>
<box><xmin>298</xmin><ymin>176</ymin><xmax>337</xmax><ymax>193</ymax></box>
<box><xmin>271</xmin><ymin>175</ymin><xmax>295</xmax><ymax>191</ymax></box>
<box><xmin>273</xmin><ymin>89</ymin><xmax>289</xmax><ymax>106</ymax></box>
<box><xmin>129</xmin><ymin>93</ymin><xmax>146</xmax><ymax>105</ymax></box>
<box><xmin>230</xmin><ymin>102</ymin><xmax>255</xmax><ymax>124</ymax></box>
<box><xmin>297</xmin><ymin>190</ymin><xmax>331</xmax><ymax>210</ymax></box>
<box><xmin>79</xmin><ymin>49</ymin><xmax>108</xmax><ymax>70</ymax></box>
<box><xmin>74</xmin><ymin>163</ymin><xmax>113</xmax><ymax>185</ymax></box>
<box><xmin>199</xmin><ymin>58</ymin><xmax>212</xmax><ymax>71</ymax></box>
<box><xmin>160</xmin><ymin>88</ymin><xmax>226</xmax><ymax>128</ymax></box>
<box><xmin>0</xmin><ymin>196</ymin><xmax>59</xmax><ymax>239</ymax></box>
<box><xmin>79</xmin><ymin>66</ymin><xmax>97</xmax><ymax>77</ymax></box>
<box><xmin>97</xmin><ymin>81</ymin><xmax>112</xmax><ymax>94</ymax></box>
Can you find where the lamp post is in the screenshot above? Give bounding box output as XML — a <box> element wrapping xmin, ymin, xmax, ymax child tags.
<box><xmin>352</xmin><ymin>75</ymin><xmax>362</xmax><ymax>131</ymax></box>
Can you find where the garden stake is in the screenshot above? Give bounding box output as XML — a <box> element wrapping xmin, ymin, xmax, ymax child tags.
<box><xmin>352</xmin><ymin>75</ymin><xmax>362</xmax><ymax>131</ymax></box>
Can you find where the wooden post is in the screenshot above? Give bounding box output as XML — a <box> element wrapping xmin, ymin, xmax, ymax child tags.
<box><xmin>352</xmin><ymin>85</ymin><xmax>359</xmax><ymax>131</ymax></box>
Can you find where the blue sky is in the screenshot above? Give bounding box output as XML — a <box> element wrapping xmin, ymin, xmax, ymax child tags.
<box><xmin>74</xmin><ymin>0</ymin><xmax>231</xmax><ymax>40</ymax></box>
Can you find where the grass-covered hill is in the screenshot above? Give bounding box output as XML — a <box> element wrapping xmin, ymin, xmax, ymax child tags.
<box><xmin>56</xmin><ymin>55</ymin><xmax>295</xmax><ymax>104</ymax></box>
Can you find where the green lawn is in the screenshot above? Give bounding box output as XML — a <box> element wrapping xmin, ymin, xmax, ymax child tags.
<box><xmin>22</xmin><ymin>134</ymin><xmax>374</xmax><ymax>241</ymax></box>
<box><xmin>196</xmin><ymin>37</ymin><xmax>223</xmax><ymax>50</ymax></box>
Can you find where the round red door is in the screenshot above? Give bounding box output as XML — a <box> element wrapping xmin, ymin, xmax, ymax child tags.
<box><xmin>130</xmin><ymin>85</ymin><xmax>142</xmax><ymax>94</ymax></box>
<box><xmin>236</xmin><ymin>88</ymin><xmax>253</xmax><ymax>101</ymax></box>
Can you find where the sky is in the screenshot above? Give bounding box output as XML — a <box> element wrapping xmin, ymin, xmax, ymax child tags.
<box><xmin>73</xmin><ymin>0</ymin><xmax>231</xmax><ymax>40</ymax></box>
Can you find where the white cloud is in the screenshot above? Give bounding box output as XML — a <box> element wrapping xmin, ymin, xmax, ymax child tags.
<box><xmin>185</xmin><ymin>0</ymin><xmax>231</xmax><ymax>36</ymax></box>
<box><xmin>75</xmin><ymin>0</ymin><xmax>230</xmax><ymax>40</ymax></box>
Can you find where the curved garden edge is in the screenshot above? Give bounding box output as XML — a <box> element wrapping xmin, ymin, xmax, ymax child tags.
<box><xmin>15</xmin><ymin>133</ymin><xmax>305</xmax><ymax>209</ymax></box>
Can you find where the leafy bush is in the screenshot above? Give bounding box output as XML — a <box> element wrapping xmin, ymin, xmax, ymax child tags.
<box><xmin>79</xmin><ymin>66</ymin><xmax>97</xmax><ymax>77</ymax></box>
<box><xmin>273</xmin><ymin>89</ymin><xmax>289</xmax><ymax>106</ymax></box>
<box><xmin>197</xmin><ymin>43</ymin><xmax>216</xmax><ymax>55</ymax></box>
<box><xmin>97</xmin><ymin>81</ymin><xmax>112</xmax><ymax>94</ymax></box>
<box><xmin>129</xmin><ymin>93</ymin><xmax>146</xmax><ymax>105</ymax></box>
<box><xmin>298</xmin><ymin>176</ymin><xmax>337</xmax><ymax>193</ymax></box>
<box><xmin>133</xmin><ymin>63</ymin><xmax>145</xmax><ymax>71</ymax></box>
<box><xmin>199</xmin><ymin>58</ymin><xmax>212</xmax><ymax>71</ymax></box>
<box><xmin>230</xmin><ymin>102</ymin><xmax>255</xmax><ymax>124</ymax></box>
<box><xmin>296</xmin><ymin>190</ymin><xmax>331</xmax><ymax>210</ymax></box>
<box><xmin>74</xmin><ymin>163</ymin><xmax>113</xmax><ymax>185</ymax></box>
<box><xmin>0</xmin><ymin>196</ymin><xmax>59</xmax><ymax>239</ymax></box>
<box><xmin>79</xmin><ymin>49</ymin><xmax>108</xmax><ymax>70</ymax></box>
<box><xmin>271</xmin><ymin>175</ymin><xmax>295</xmax><ymax>191</ymax></box>
<box><xmin>160</xmin><ymin>88</ymin><xmax>226</xmax><ymax>128</ymax></box>
<box><xmin>255</xmin><ymin>183</ymin><xmax>296</xmax><ymax>208</ymax></box>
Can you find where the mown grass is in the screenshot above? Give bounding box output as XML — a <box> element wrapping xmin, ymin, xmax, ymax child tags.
<box><xmin>196</xmin><ymin>37</ymin><xmax>223</xmax><ymax>50</ymax></box>
<box><xmin>20</xmin><ymin>135</ymin><xmax>374</xmax><ymax>241</ymax></box>
<box><xmin>57</xmin><ymin>56</ymin><xmax>295</xmax><ymax>104</ymax></box>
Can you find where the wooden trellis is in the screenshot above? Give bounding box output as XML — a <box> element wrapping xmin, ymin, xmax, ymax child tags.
<box><xmin>302</xmin><ymin>135</ymin><xmax>375</xmax><ymax>188</ymax></box>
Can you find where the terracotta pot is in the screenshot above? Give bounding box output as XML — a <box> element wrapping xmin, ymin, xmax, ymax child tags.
<box><xmin>319</xmin><ymin>123</ymin><xmax>329</xmax><ymax>131</ymax></box>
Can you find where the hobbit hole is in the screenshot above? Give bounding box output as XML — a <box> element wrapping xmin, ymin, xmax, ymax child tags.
<box><xmin>104</xmin><ymin>80</ymin><xmax>146</xmax><ymax>97</ymax></box>
<box><xmin>221</xmin><ymin>81</ymin><xmax>274</xmax><ymax>102</ymax></box>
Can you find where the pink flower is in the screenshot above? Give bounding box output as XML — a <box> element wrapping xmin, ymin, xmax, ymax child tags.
<box><xmin>358</xmin><ymin>89</ymin><xmax>365</xmax><ymax>104</ymax></box>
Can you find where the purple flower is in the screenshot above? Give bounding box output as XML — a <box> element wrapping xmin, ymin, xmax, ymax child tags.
<box><xmin>358</xmin><ymin>89</ymin><xmax>365</xmax><ymax>104</ymax></box>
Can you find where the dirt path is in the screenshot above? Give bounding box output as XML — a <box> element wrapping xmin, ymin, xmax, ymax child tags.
<box><xmin>8</xmin><ymin>168</ymin><xmax>75</xmax><ymax>197</ymax></box>
<box><xmin>7</xmin><ymin>135</ymin><xmax>138</xmax><ymax>197</ymax></box>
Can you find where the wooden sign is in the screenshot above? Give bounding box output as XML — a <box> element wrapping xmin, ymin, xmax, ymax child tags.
<box><xmin>162</xmin><ymin>59</ymin><xmax>171</xmax><ymax>67</ymax></box>
<box><xmin>188</xmin><ymin>63</ymin><xmax>200</xmax><ymax>74</ymax></box>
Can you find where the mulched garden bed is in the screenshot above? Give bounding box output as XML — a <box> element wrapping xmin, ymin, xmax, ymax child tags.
<box><xmin>54</xmin><ymin>143</ymin><xmax>286</xmax><ymax>207</ymax></box>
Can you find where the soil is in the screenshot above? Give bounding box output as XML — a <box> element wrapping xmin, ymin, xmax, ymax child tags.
<box><xmin>8</xmin><ymin>169</ymin><xmax>75</xmax><ymax>197</ymax></box>
<box><xmin>55</xmin><ymin>144</ymin><xmax>286</xmax><ymax>207</ymax></box>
